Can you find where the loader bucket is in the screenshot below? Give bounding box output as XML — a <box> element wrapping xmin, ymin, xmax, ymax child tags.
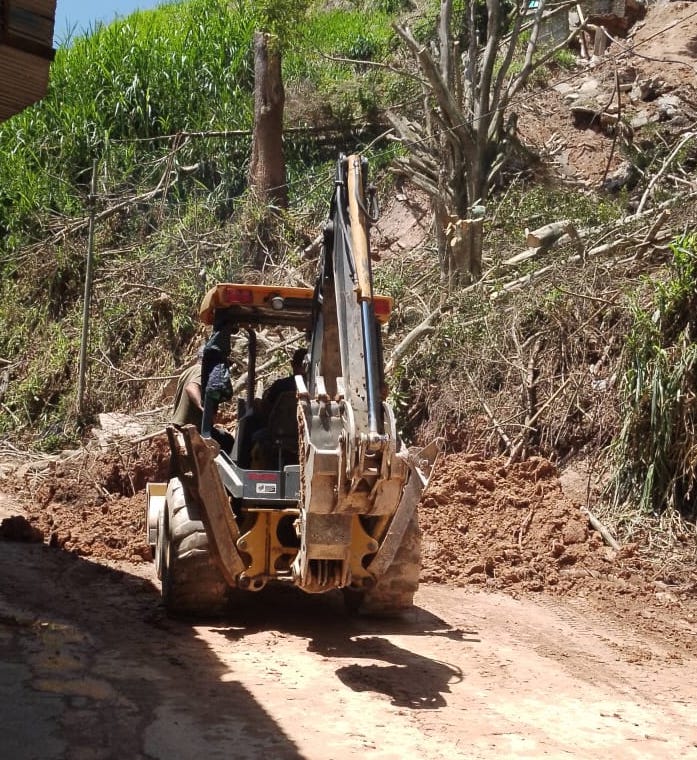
<box><xmin>367</xmin><ymin>438</ymin><xmax>443</xmax><ymax>577</ymax></box>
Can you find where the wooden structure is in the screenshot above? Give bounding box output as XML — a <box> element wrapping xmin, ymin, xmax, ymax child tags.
<box><xmin>0</xmin><ymin>0</ymin><xmax>56</xmax><ymax>123</ymax></box>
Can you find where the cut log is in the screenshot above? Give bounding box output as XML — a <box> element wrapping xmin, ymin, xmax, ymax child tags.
<box><xmin>526</xmin><ymin>220</ymin><xmax>578</xmax><ymax>249</ymax></box>
<box><xmin>504</xmin><ymin>248</ymin><xmax>541</xmax><ymax>266</ymax></box>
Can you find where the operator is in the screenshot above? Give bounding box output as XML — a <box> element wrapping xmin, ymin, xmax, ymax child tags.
<box><xmin>171</xmin><ymin>347</ymin><xmax>234</xmax><ymax>453</ymax></box>
<box><xmin>249</xmin><ymin>347</ymin><xmax>307</xmax><ymax>468</ymax></box>
<box><xmin>171</xmin><ymin>348</ymin><xmax>205</xmax><ymax>430</ymax></box>
<box><xmin>260</xmin><ymin>347</ymin><xmax>307</xmax><ymax>417</ymax></box>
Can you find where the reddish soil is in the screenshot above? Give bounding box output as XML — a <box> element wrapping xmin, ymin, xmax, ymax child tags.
<box><xmin>3</xmin><ymin>440</ymin><xmax>695</xmax><ymax>660</ymax></box>
<box><xmin>2</xmin><ymin>438</ymin><xmax>170</xmax><ymax>561</ymax></box>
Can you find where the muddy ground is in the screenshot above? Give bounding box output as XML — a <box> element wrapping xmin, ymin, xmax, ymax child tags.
<box><xmin>2</xmin><ymin>438</ymin><xmax>696</xmax><ymax>656</ymax></box>
<box><xmin>1</xmin><ymin>461</ymin><xmax>696</xmax><ymax>758</ymax></box>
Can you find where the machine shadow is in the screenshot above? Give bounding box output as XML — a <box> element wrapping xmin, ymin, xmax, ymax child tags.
<box><xmin>0</xmin><ymin>540</ymin><xmax>305</xmax><ymax>759</ymax></box>
<box><xmin>213</xmin><ymin>583</ymin><xmax>480</xmax><ymax>710</ymax></box>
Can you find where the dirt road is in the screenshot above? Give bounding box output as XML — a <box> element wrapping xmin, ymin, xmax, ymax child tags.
<box><xmin>2</xmin><ymin>519</ymin><xmax>696</xmax><ymax>760</ymax></box>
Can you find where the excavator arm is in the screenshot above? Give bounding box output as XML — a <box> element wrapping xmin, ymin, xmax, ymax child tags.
<box><xmin>293</xmin><ymin>154</ymin><xmax>437</xmax><ymax>595</ymax></box>
<box><xmin>150</xmin><ymin>153</ymin><xmax>438</xmax><ymax>617</ymax></box>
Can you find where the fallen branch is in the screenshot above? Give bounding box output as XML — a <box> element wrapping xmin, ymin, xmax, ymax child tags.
<box><xmin>636</xmin><ymin>132</ymin><xmax>696</xmax><ymax>214</ymax></box>
<box><xmin>642</xmin><ymin>208</ymin><xmax>670</xmax><ymax>244</ymax></box>
<box><xmin>130</xmin><ymin>429</ymin><xmax>167</xmax><ymax>445</ymax></box>
<box><xmin>385</xmin><ymin>306</ymin><xmax>444</xmax><ymax>375</ymax></box>
<box><xmin>581</xmin><ymin>506</ymin><xmax>621</xmax><ymax>550</ymax></box>
<box><xmin>495</xmin><ymin>223</ymin><xmax>670</xmax><ymax>301</ymax></box>
<box><xmin>464</xmin><ymin>369</ymin><xmax>513</xmax><ymax>451</ymax></box>
<box><xmin>506</xmin><ymin>377</ymin><xmax>572</xmax><ymax>465</ymax></box>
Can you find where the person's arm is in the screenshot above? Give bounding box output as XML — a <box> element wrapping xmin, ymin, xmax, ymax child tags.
<box><xmin>184</xmin><ymin>381</ymin><xmax>203</xmax><ymax>412</ymax></box>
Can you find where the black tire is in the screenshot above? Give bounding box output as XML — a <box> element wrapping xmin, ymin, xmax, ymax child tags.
<box><xmin>347</xmin><ymin>512</ymin><xmax>422</xmax><ymax>616</ymax></box>
<box><xmin>160</xmin><ymin>478</ymin><xmax>230</xmax><ymax>618</ymax></box>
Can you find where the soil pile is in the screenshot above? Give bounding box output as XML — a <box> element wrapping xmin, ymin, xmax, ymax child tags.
<box><xmin>2</xmin><ymin>437</ymin><xmax>170</xmax><ymax>562</ymax></box>
<box><xmin>421</xmin><ymin>454</ymin><xmax>639</xmax><ymax>592</ymax></box>
<box><xmin>0</xmin><ymin>443</ymin><xmax>676</xmax><ymax>596</ymax></box>
<box><xmin>2</xmin><ymin>440</ymin><xmax>696</xmax><ymax>651</ymax></box>
<box><xmin>418</xmin><ymin>453</ymin><xmax>697</xmax><ymax>653</ymax></box>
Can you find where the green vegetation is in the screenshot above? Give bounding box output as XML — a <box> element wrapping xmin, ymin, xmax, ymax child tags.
<box><xmin>0</xmin><ymin>0</ymin><xmax>410</xmax><ymax>446</ymax></box>
<box><xmin>492</xmin><ymin>184</ymin><xmax>621</xmax><ymax>235</ymax></box>
<box><xmin>0</xmin><ymin>0</ymin><xmax>399</xmax><ymax>256</ymax></box>
<box><xmin>610</xmin><ymin>234</ymin><xmax>697</xmax><ymax>520</ymax></box>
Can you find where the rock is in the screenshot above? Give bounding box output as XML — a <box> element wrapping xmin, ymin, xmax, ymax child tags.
<box><xmin>465</xmin><ymin>562</ymin><xmax>485</xmax><ymax>576</ymax></box>
<box><xmin>563</xmin><ymin>521</ymin><xmax>588</xmax><ymax>545</ymax></box>
<box><xmin>631</xmin><ymin>76</ymin><xmax>667</xmax><ymax>102</ymax></box>
<box><xmin>617</xmin><ymin>64</ymin><xmax>637</xmax><ymax>84</ymax></box>
<box><xmin>95</xmin><ymin>413</ymin><xmax>148</xmax><ymax>446</ymax></box>
<box><xmin>657</xmin><ymin>94</ymin><xmax>681</xmax><ymax>121</ymax></box>
<box><xmin>602</xmin><ymin>161</ymin><xmax>640</xmax><ymax>193</ymax></box>
<box><xmin>578</xmin><ymin>78</ymin><xmax>602</xmax><ymax>96</ymax></box>
<box><xmin>630</xmin><ymin>109</ymin><xmax>656</xmax><ymax>129</ymax></box>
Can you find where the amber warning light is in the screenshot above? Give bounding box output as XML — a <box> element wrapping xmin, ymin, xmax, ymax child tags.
<box><xmin>373</xmin><ymin>295</ymin><xmax>392</xmax><ymax>321</ymax></box>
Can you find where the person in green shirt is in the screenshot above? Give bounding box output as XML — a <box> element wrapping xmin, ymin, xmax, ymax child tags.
<box><xmin>171</xmin><ymin>361</ymin><xmax>204</xmax><ymax>430</ymax></box>
<box><xmin>171</xmin><ymin>350</ymin><xmax>234</xmax><ymax>453</ymax></box>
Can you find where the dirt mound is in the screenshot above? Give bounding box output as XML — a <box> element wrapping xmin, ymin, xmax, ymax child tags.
<box><xmin>0</xmin><ymin>443</ymin><xmax>675</xmax><ymax>597</ymax></box>
<box><xmin>2</xmin><ymin>441</ymin><xmax>695</xmax><ymax>649</ymax></box>
<box><xmin>0</xmin><ymin>514</ymin><xmax>43</xmax><ymax>542</ymax></box>
<box><xmin>420</xmin><ymin>454</ymin><xmax>637</xmax><ymax>592</ymax></box>
<box><xmin>2</xmin><ymin>436</ymin><xmax>170</xmax><ymax>562</ymax></box>
<box><xmin>419</xmin><ymin>453</ymin><xmax>697</xmax><ymax>653</ymax></box>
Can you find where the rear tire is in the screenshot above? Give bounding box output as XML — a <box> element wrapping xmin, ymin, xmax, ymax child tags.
<box><xmin>347</xmin><ymin>512</ymin><xmax>421</xmax><ymax>616</ymax></box>
<box><xmin>160</xmin><ymin>478</ymin><xmax>230</xmax><ymax>618</ymax></box>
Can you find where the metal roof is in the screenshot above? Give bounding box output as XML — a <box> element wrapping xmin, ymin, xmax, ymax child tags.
<box><xmin>0</xmin><ymin>0</ymin><xmax>56</xmax><ymax>123</ymax></box>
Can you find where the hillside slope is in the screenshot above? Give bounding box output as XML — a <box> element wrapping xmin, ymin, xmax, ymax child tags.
<box><xmin>0</xmin><ymin>0</ymin><xmax>696</xmax><ymax>590</ymax></box>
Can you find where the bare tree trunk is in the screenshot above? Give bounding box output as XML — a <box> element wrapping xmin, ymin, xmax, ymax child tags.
<box><xmin>249</xmin><ymin>32</ymin><xmax>287</xmax><ymax>208</ymax></box>
<box><xmin>391</xmin><ymin>0</ymin><xmax>580</xmax><ymax>292</ymax></box>
<box><xmin>246</xmin><ymin>31</ymin><xmax>287</xmax><ymax>268</ymax></box>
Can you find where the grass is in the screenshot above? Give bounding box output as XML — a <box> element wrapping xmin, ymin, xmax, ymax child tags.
<box><xmin>0</xmin><ymin>0</ymin><xmax>413</xmax><ymax>446</ymax></box>
<box><xmin>609</xmin><ymin>234</ymin><xmax>697</xmax><ymax>520</ymax></box>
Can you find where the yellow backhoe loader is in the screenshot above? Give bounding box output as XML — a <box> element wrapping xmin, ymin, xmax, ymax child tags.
<box><xmin>146</xmin><ymin>154</ymin><xmax>439</xmax><ymax>616</ymax></box>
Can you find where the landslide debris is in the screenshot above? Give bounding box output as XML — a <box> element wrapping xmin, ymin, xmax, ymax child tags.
<box><xmin>2</xmin><ymin>440</ymin><xmax>695</xmax><ymax>654</ymax></box>
<box><xmin>421</xmin><ymin>453</ymin><xmax>634</xmax><ymax>593</ymax></box>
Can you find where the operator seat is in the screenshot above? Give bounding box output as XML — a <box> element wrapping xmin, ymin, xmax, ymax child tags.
<box><xmin>266</xmin><ymin>391</ymin><xmax>300</xmax><ymax>467</ymax></box>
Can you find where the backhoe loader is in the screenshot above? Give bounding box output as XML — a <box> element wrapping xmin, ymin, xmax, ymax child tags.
<box><xmin>146</xmin><ymin>154</ymin><xmax>439</xmax><ymax>616</ymax></box>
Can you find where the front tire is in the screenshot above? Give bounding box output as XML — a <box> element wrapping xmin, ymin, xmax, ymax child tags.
<box><xmin>160</xmin><ymin>478</ymin><xmax>230</xmax><ymax>618</ymax></box>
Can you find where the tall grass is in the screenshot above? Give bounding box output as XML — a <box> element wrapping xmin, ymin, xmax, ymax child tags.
<box><xmin>609</xmin><ymin>234</ymin><xmax>697</xmax><ymax>520</ymax></box>
<box><xmin>0</xmin><ymin>0</ymin><xmax>256</xmax><ymax>252</ymax></box>
<box><xmin>0</xmin><ymin>0</ymin><xmax>405</xmax><ymax>255</ymax></box>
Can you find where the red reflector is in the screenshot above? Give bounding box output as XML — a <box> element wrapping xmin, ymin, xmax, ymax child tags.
<box><xmin>222</xmin><ymin>286</ymin><xmax>253</xmax><ymax>305</ymax></box>
<box><xmin>247</xmin><ymin>472</ymin><xmax>278</xmax><ymax>482</ymax></box>
<box><xmin>374</xmin><ymin>297</ymin><xmax>391</xmax><ymax>316</ymax></box>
